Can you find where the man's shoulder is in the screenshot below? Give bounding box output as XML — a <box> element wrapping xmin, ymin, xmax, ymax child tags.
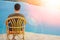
<box><xmin>8</xmin><ymin>13</ymin><xmax>24</xmax><ymax>18</ymax></box>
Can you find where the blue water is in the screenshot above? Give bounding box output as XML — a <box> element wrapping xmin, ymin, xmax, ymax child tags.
<box><xmin>0</xmin><ymin>1</ymin><xmax>60</xmax><ymax>36</ymax></box>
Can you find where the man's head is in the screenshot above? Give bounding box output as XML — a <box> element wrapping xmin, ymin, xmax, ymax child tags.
<box><xmin>14</xmin><ymin>3</ymin><xmax>21</xmax><ymax>11</ymax></box>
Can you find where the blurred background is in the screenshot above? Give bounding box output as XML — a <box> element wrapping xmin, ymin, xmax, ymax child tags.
<box><xmin>0</xmin><ymin>0</ymin><xmax>60</xmax><ymax>36</ymax></box>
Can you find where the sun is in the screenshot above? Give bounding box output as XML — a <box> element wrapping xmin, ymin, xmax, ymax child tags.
<box><xmin>41</xmin><ymin>0</ymin><xmax>60</xmax><ymax>9</ymax></box>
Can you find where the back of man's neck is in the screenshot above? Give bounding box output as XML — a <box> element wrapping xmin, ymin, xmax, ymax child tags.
<box><xmin>15</xmin><ymin>11</ymin><xmax>20</xmax><ymax>13</ymax></box>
